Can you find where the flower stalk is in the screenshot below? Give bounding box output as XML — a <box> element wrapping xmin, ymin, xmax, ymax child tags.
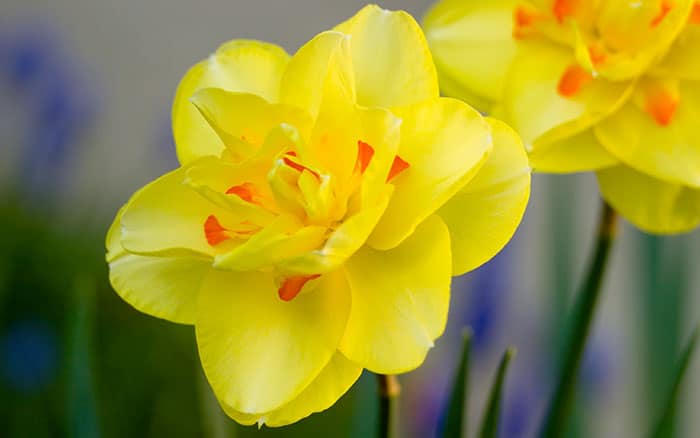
<box><xmin>541</xmin><ymin>201</ymin><xmax>618</xmax><ymax>437</ymax></box>
<box><xmin>377</xmin><ymin>374</ymin><xmax>401</xmax><ymax>438</ymax></box>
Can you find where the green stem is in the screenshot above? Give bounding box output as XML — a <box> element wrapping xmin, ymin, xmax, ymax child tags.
<box><xmin>377</xmin><ymin>374</ymin><xmax>400</xmax><ymax>438</ymax></box>
<box><xmin>541</xmin><ymin>201</ymin><xmax>618</xmax><ymax>437</ymax></box>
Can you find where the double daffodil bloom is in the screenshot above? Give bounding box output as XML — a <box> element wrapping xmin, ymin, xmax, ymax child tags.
<box><xmin>107</xmin><ymin>5</ymin><xmax>530</xmax><ymax>426</ymax></box>
<box><xmin>425</xmin><ymin>0</ymin><xmax>700</xmax><ymax>233</ymax></box>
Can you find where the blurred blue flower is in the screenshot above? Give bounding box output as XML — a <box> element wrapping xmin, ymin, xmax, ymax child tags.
<box><xmin>461</xmin><ymin>243</ymin><xmax>515</xmax><ymax>352</ymax></box>
<box><xmin>503</xmin><ymin>381</ymin><xmax>543</xmax><ymax>438</ymax></box>
<box><xmin>1</xmin><ymin>320</ymin><xmax>58</xmax><ymax>393</ymax></box>
<box><xmin>0</xmin><ymin>21</ymin><xmax>98</xmax><ymax>198</ymax></box>
<box><xmin>1</xmin><ymin>28</ymin><xmax>47</xmax><ymax>90</ymax></box>
<box><xmin>580</xmin><ymin>335</ymin><xmax>616</xmax><ymax>398</ymax></box>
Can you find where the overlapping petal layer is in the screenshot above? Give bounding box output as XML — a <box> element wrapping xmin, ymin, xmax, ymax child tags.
<box><xmin>502</xmin><ymin>42</ymin><xmax>631</xmax><ymax>149</ymax></box>
<box><xmin>335</xmin><ymin>4</ymin><xmax>439</xmax><ymax>108</ymax></box>
<box><xmin>173</xmin><ymin>41</ymin><xmax>290</xmax><ymax>164</ymax></box>
<box><xmin>196</xmin><ymin>269</ymin><xmax>351</xmax><ymax>414</ymax></box>
<box><xmin>107</xmin><ymin>207</ymin><xmax>209</xmax><ymax>324</ymax></box>
<box><xmin>341</xmin><ymin>215</ymin><xmax>452</xmax><ymax>373</ymax></box>
<box><xmin>368</xmin><ymin>97</ymin><xmax>492</xmax><ymax>250</ymax></box>
<box><xmin>438</xmin><ymin>119</ymin><xmax>530</xmax><ymax>275</ymax></box>
<box><xmin>595</xmin><ymin>80</ymin><xmax>700</xmax><ymax>188</ymax></box>
<box><xmin>423</xmin><ymin>0</ymin><xmax>518</xmax><ymax>111</ymax></box>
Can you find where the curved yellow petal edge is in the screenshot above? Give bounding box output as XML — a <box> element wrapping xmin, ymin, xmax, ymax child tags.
<box><xmin>107</xmin><ymin>5</ymin><xmax>530</xmax><ymax>427</ymax></box>
<box><xmin>173</xmin><ymin>40</ymin><xmax>290</xmax><ymax>165</ymax></box>
<box><xmin>335</xmin><ymin>4</ymin><xmax>440</xmax><ymax>109</ymax></box>
<box><xmin>597</xmin><ymin>165</ymin><xmax>700</xmax><ymax>234</ymax></box>
<box><xmin>221</xmin><ymin>352</ymin><xmax>362</xmax><ymax>427</ymax></box>
<box><xmin>423</xmin><ymin>0</ymin><xmax>519</xmax><ymax>111</ymax></box>
<box><xmin>424</xmin><ymin>0</ymin><xmax>700</xmax><ymax>233</ymax></box>
<box><xmin>341</xmin><ymin>215</ymin><xmax>452</xmax><ymax>374</ymax></box>
<box><xmin>438</xmin><ymin>118</ymin><xmax>530</xmax><ymax>275</ymax></box>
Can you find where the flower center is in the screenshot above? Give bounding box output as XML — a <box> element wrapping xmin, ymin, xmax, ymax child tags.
<box><xmin>199</xmin><ymin>137</ymin><xmax>410</xmax><ymax>301</ymax></box>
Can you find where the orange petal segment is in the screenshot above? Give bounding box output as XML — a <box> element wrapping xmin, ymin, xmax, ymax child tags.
<box><xmin>557</xmin><ymin>64</ymin><xmax>593</xmax><ymax>97</ymax></box>
<box><xmin>552</xmin><ymin>0</ymin><xmax>579</xmax><ymax>24</ymax></box>
<box><xmin>226</xmin><ymin>182</ymin><xmax>257</xmax><ymax>203</ymax></box>
<box><xmin>204</xmin><ymin>215</ymin><xmax>231</xmax><ymax>246</ymax></box>
<box><xmin>355</xmin><ymin>141</ymin><xmax>375</xmax><ymax>174</ymax></box>
<box><xmin>278</xmin><ymin>274</ymin><xmax>321</xmax><ymax>301</ymax></box>
<box><xmin>651</xmin><ymin>0</ymin><xmax>674</xmax><ymax>27</ymax></box>
<box><xmin>645</xmin><ymin>88</ymin><xmax>679</xmax><ymax>126</ymax></box>
<box><xmin>513</xmin><ymin>4</ymin><xmax>542</xmax><ymax>39</ymax></box>
<box><xmin>691</xmin><ymin>2</ymin><xmax>700</xmax><ymax>23</ymax></box>
<box><xmin>386</xmin><ymin>155</ymin><xmax>410</xmax><ymax>183</ymax></box>
<box><xmin>588</xmin><ymin>42</ymin><xmax>607</xmax><ymax>67</ymax></box>
<box><xmin>282</xmin><ymin>153</ymin><xmax>321</xmax><ymax>179</ymax></box>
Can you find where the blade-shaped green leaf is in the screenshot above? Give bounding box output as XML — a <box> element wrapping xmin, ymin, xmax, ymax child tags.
<box><xmin>541</xmin><ymin>202</ymin><xmax>618</xmax><ymax>437</ymax></box>
<box><xmin>651</xmin><ymin>326</ymin><xmax>699</xmax><ymax>438</ymax></box>
<box><xmin>477</xmin><ymin>347</ymin><xmax>516</xmax><ymax>438</ymax></box>
<box><xmin>441</xmin><ymin>328</ymin><xmax>473</xmax><ymax>438</ymax></box>
<box><xmin>67</xmin><ymin>276</ymin><xmax>100</xmax><ymax>438</ymax></box>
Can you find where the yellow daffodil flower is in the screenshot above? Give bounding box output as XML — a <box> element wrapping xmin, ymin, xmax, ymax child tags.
<box><xmin>424</xmin><ymin>0</ymin><xmax>700</xmax><ymax>233</ymax></box>
<box><xmin>107</xmin><ymin>5</ymin><xmax>530</xmax><ymax>427</ymax></box>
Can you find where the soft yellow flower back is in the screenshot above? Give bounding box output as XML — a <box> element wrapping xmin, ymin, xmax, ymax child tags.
<box><xmin>425</xmin><ymin>0</ymin><xmax>700</xmax><ymax>233</ymax></box>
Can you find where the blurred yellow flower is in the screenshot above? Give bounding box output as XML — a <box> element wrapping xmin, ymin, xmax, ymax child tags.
<box><xmin>424</xmin><ymin>0</ymin><xmax>700</xmax><ymax>233</ymax></box>
<box><xmin>106</xmin><ymin>5</ymin><xmax>530</xmax><ymax>427</ymax></box>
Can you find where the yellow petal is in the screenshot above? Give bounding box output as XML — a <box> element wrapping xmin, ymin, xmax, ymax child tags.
<box><xmin>423</xmin><ymin>0</ymin><xmax>518</xmax><ymax>111</ymax></box>
<box><xmin>597</xmin><ymin>165</ymin><xmax>700</xmax><ymax>234</ymax></box>
<box><xmin>438</xmin><ymin>119</ymin><xmax>530</xmax><ymax>275</ymax></box>
<box><xmin>589</xmin><ymin>0</ymin><xmax>693</xmax><ymax>80</ymax></box>
<box><xmin>335</xmin><ymin>4</ymin><xmax>439</xmax><ymax>108</ymax></box>
<box><xmin>212</xmin><ymin>215</ymin><xmax>327</xmax><ymax>272</ymax></box>
<box><xmin>220</xmin><ymin>352</ymin><xmax>361</xmax><ymax>427</ymax></box>
<box><xmin>368</xmin><ymin>97</ymin><xmax>491</xmax><ymax>250</ymax></box>
<box><xmin>594</xmin><ymin>80</ymin><xmax>700</xmax><ymax>188</ymax></box>
<box><xmin>189</xmin><ymin>88</ymin><xmax>311</xmax><ymax>162</ymax></box>
<box><xmin>106</xmin><ymin>206</ymin><xmax>209</xmax><ymax>324</ymax></box>
<box><xmin>340</xmin><ymin>215</ymin><xmax>452</xmax><ymax>373</ymax></box>
<box><xmin>184</xmin><ymin>157</ymin><xmax>278</xmax><ymax>225</ymax></box>
<box><xmin>654</xmin><ymin>25</ymin><xmax>700</xmax><ymax>80</ymax></box>
<box><xmin>173</xmin><ymin>40</ymin><xmax>290</xmax><ymax>165</ymax></box>
<box><xmin>504</xmin><ymin>41</ymin><xmax>632</xmax><ymax>150</ymax></box>
<box><xmin>305</xmin><ymin>74</ymin><xmax>361</xmax><ymax>194</ymax></box>
<box><xmin>280</xmin><ymin>31</ymin><xmax>355</xmax><ymax>119</ymax></box>
<box><xmin>119</xmin><ymin>166</ymin><xmax>236</xmax><ymax>257</ymax></box>
<box><xmin>196</xmin><ymin>268</ymin><xmax>350</xmax><ymax>414</ymax></box>
<box><xmin>528</xmin><ymin>128</ymin><xmax>618</xmax><ymax>173</ymax></box>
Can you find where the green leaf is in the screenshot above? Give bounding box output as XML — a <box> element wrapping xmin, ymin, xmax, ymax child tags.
<box><xmin>541</xmin><ymin>202</ymin><xmax>618</xmax><ymax>437</ymax></box>
<box><xmin>441</xmin><ymin>328</ymin><xmax>473</xmax><ymax>438</ymax></box>
<box><xmin>651</xmin><ymin>326</ymin><xmax>699</xmax><ymax>438</ymax></box>
<box><xmin>67</xmin><ymin>276</ymin><xmax>100</xmax><ymax>438</ymax></box>
<box><xmin>477</xmin><ymin>347</ymin><xmax>516</xmax><ymax>438</ymax></box>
